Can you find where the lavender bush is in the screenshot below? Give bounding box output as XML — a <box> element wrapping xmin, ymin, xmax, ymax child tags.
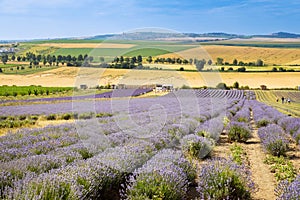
<box><xmin>197</xmin><ymin>158</ymin><xmax>255</xmax><ymax>200</ymax></box>
<box><xmin>227</xmin><ymin>121</ymin><xmax>251</xmax><ymax>143</ymax></box>
<box><xmin>181</xmin><ymin>134</ymin><xmax>214</xmax><ymax>159</ymax></box>
<box><xmin>123</xmin><ymin>149</ymin><xmax>195</xmax><ymax>200</ymax></box>
<box><xmin>275</xmin><ymin>175</ymin><xmax>300</xmax><ymax>200</ymax></box>
<box><xmin>258</xmin><ymin>124</ymin><xmax>289</xmax><ymax>156</ymax></box>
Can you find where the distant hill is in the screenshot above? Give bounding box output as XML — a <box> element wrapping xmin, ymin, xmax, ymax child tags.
<box><xmin>85</xmin><ymin>31</ymin><xmax>300</xmax><ymax>41</ymax></box>
<box><xmin>2</xmin><ymin>32</ymin><xmax>300</xmax><ymax>43</ymax></box>
<box><xmin>253</xmin><ymin>32</ymin><xmax>300</xmax><ymax>38</ymax></box>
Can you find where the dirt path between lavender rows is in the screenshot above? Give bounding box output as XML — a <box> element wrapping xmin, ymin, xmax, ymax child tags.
<box><xmin>241</xmin><ymin>113</ymin><xmax>277</xmax><ymax>200</ymax></box>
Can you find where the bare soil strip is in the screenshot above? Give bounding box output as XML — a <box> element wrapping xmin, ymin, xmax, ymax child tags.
<box><xmin>242</xmin><ymin>113</ymin><xmax>277</xmax><ymax>200</ymax></box>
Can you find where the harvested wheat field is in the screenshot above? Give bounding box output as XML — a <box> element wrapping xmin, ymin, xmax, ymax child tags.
<box><xmin>161</xmin><ymin>45</ymin><xmax>300</xmax><ymax>65</ymax></box>
<box><xmin>0</xmin><ymin>67</ymin><xmax>299</xmax><ymax>89</ymax></box>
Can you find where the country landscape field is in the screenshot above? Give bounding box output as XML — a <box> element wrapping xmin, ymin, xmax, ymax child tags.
<box><xmin>1</xmin><ymin>0</ymin><xmax>300</xmax><ymax>199</ymax></box>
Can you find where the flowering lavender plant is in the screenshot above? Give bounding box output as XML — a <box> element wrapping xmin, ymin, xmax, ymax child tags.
<box><xmin>197</xmin><ymin>158</ymin><xmax>255</xmax><ymax>200</ymax></box>
<box><xmin>123</xmin><ymin>149</ymin><xmax>195</xmax><ymax>200</ymax></box>
<box><xmin>258</xmin><ymin>124</ymin><xmax>289</xmax><ymax>156</ymax></box>
<box><xmin>227</xmin><ymin>121</ymin><xmax>251</xmax><ymax>143</ymax></box>
<box><xmin>181</xmin><ymin>134</ymin><xmax>214</xmax><ymax>159</ymax></box>
<box><xmin>275</xmin><ymin>175</ymin><xmax>300</xmax><ymax>200</ymax></box>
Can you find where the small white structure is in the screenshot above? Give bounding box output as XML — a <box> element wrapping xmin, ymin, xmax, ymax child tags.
<box><xmin>155</xmin><ymin>84</ymin><xmax>173</xmax><ymax>92</ymax></box>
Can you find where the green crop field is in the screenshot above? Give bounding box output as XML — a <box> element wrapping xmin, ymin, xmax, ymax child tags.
<box><xmin>52</xmin><ymin>45</ymin><xmax>197</xmax><ymax>57</ymax></box>
<box><xmin>0</xmin><ymin>85</ymin><xmax>73</xmax><ymax>97</ymax></box>
<box><xmin>255</xmin><ymin>90</ymin><xmax>300</xmax><ymax>117</ymax></box>
<box><xmin>123</xmin><ymin>48</ymin><xmax>171</xmax><ymax>57</ymax></box>
<box><xmin>53</xmin><ymin>48</ymin><xmax>129</xmax><ymax>57</ymax></box>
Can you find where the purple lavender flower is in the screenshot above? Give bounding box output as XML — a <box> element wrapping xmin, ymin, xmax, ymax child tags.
<box><xmin>258</xmin><ymin>124</ymin><xmax>289</xmax><ymax>156</ymax></box>
<box><xmin>197</xmin><ymin>158</ymin><xmax>255</xmax><ymax>200</ymax></box>
<box><xmin>275</xmin><ymin>175</ymin><xmax>300</xmax><ymax>200</ymax></box>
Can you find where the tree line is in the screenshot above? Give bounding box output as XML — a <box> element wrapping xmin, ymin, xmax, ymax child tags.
<box><xmin>1</xmin><ymin>52</ymin><xmax>96</xmax><ymax>67</ymax></box>
<box><xmin>216</xmin><ymin>58</ymin><xmax>264</xmax><ymax>66</ymax></box>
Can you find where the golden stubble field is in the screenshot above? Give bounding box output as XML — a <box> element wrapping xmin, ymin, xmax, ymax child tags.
<box><xmin>161</xmin><ymin>45</ymin><xmax>300</xmax><ymax>65</ymax></box>
<box><xmin>0</xmin><ymin>67</ymin><xmax>299</xmax><ymax>89</ymax></box>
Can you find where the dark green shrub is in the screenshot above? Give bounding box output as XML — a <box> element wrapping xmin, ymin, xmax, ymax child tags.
<box><xmin>228</xmin><ymin>122</ymin><xmax>251</xmax><ymax>143</ymax></box>
<box><xmin>46</xmin><ymin>114</ymin><xmax>56</xmax><ymax>120</ymax></box>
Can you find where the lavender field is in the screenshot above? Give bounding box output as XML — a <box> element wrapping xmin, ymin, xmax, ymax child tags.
<box><xmin>0</xmin><ymin>89</ymin><xmax>299</xmax><ymax>199</ymax></box>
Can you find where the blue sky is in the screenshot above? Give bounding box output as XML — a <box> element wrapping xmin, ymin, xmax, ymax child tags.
<box><xmin>1</xmin><ymin>0</ymin><xmax>300</xmax><ymax>40</ymax></box>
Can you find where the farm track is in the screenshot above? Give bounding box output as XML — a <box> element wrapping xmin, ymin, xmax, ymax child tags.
<box><xmin>242</xmin><ymin>112</ymin><xmax>276</xmax><ymax>200</ymax></box>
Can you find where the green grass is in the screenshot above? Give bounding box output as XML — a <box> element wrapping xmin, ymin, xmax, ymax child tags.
<box><xmin>123</xmin><ymin>48</ymin><xmax>171</xmax><ymax>57</ymax></box>
<box><xmin>255</xmin><ymin>90</ymin><xmax>300</xmax><ymax>117</ymax></box>
<box><xmin>53</xmin><ymin>48</ymin><xmax>128</xmax><ymax>57</ymax></box>
<box><xmin>0</xmin><ymin>63</ymin><xmax>21</xmax><ymax>69</ymax></box>
<box><xmin>0</xmin><ymin>85</ymin><xmax>73</xmax><ymax>97</ymax></box>
<box><xmin>53</xmin><ymin>45</ymin><xmax>196</xmax><ymax>58</ymax></box>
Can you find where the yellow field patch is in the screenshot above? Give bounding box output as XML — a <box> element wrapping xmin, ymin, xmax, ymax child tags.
<box><xmin>161</xmin><ymin>45</ymin><xmax>300</xmax><ymax>65</ymax></box>
<box><xmin>0</xmin><ymin>67</ymin><xmax>299</xmax><ymax>89</ymax></box>
<box><xmin>37</xmin><ymin>43</ymin><xmax>136</xmax><ymax>48</ymax></box>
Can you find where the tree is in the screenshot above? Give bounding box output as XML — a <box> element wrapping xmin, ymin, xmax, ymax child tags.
<box><xmin>233</xmin><ymin>81</ymin><xmax>239</xmax><ymax>89</ymax></box>
<box><xmin>120</xmin><ymin>56</ymin><xmax>124</xmax><ymax>63</ymax></box>
<box><xmin>17</xmin><ymin>56</ymin><xmax>21</xmax><ymax>62</ymax></box>
<box><xmin>176</xmin><ymin>58</ymin><xmax>182</xmax><ymax>64</ymax></box>
<box><xmin>66</xmin><ymin>55</ymin><xmax>72</xmax><ymax>62</ymax></box>
<box><xmin>37</xmin><ymin>55</ymin><xmax>42</xmax><ymax>62</ymax></box>
<box><xmin>137</xmin><ymin>55</ymin><xmax>142</xmax><ymax>63</ymax></box>
<box><xmin>233</xmin><ymin>59</ymin><xmax>238</xmax><ymax>66</ymax></box>
<box><xmin>195</xmin><ymin>59</ymin><xmax>206</xmax><ymax>71</ymax></box>
<box><xmin>272</xmin><ymin>67</ymin><xmax>277</xmax><ymax>72</ymax></box>
<box><xmin>146</xmin><ymin>56</ymin><xmax>152</xmax><ymax>64</ymax></box>
<box><xmin>99</xmin><ymin>57</ymin><xmax>105</xmax><ymax>63</ymax></box>
<box><xmin>216</xmin><ymin>83</ymin><xmax>228</xmax><ymax>90</ymax></box>
<box><xmin>0</xmin><ymin>68</ymin><xmax>2</xmax><ymax>73</ymax></box>
<box><xmin>78</xmin><ymin>54</ymin><xmax>83</xmax><ymax>61</ymax></box>
<box><xmin>207</xmin><ymin>59</ymin><xmax>212</xmax><ymax>65</ymax></box>
<box><xmin>114</xmin><ymin>57</ymin><xmax>120</xmax><ymax>63</ymax></box>
<box><xmin>179</xmin><ymin>67</ymin><xmax>184</xmax><ymax>71</ymax></box>
<box><xmin>1</xmin><ymin>55</ymin><xmax>8</xmax><ymax>64</ymax></box>
<box><xmin>238</xmin><ymin>61</ymin><xmax>244</xmax><ymax>66</ymax></box>
<box><xmin>11</xmin><ymin>55</ymin><xmax>16</xmax><ymax>61</ymax></box>
<box><xmin>237</xmin><ymin>67</ymin><xmax>246</xmax><ymax>72</ymax></box>
<box><xmin>57</xmin><ymin>55</ymin><xmax>63</xmax><ymax>63</ymax></box>
<box><xmin>256</xmin><ymin>59</ymin><xmax>263</xmax><ymax>66</ymax></box>
<box><xmin>216</xmin><ymin>57</ymin><xmax>224</xmax><ymax>65</ymax></box>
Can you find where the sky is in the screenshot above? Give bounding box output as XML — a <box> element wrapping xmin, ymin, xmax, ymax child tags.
<box><xmin>0</xmin><ymin>0</ymin><xmax>300</xmax><ymax>40</ymax></box>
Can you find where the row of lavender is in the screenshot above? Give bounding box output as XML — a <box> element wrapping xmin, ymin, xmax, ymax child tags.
<box><xmin>0</xmin><ymin>93</ymin><xmax>256</xmax><ymax>199</ymax></box>
<box><xmin>1</xmin><ymin>92</ymin><xmax>298</xmax><ymax>199</ymax></box>
<box><xmin>251</xmin><ymin>100</ymin><xmax>300</xmax><ymax>199</ymax></box>
<box><xmin>0</xmin><ymin>89</ymin><xmax>153</xmax><ymax>104</ymax></box>
<box><xmin>0</xmin><ymin>89</ymin><xmax>251</xmax><ymax>117</ymax></box>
